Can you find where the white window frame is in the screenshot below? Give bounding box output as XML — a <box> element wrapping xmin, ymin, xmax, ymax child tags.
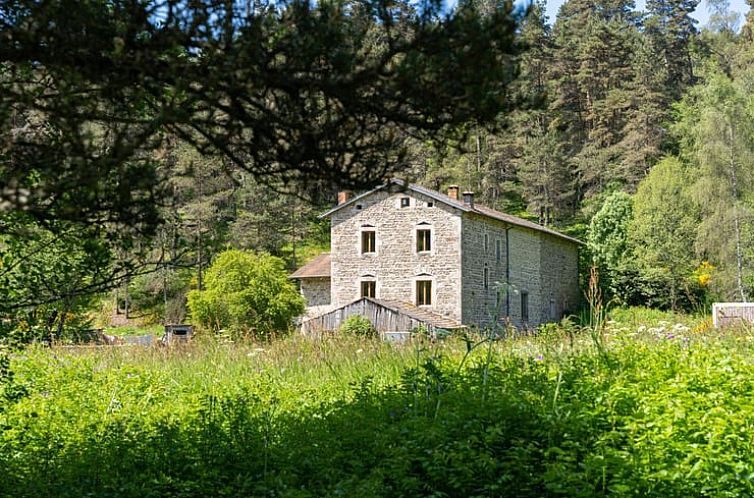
<box><xmin>413</xmin><ymin>275</ymin><xmax>435</xmax><ymax>307</ymax></box>
<box><xmin>359</xmin><ymin>275</ymin><xmax>377</xmax><ymax>299</ymax></box>
<box><xmin>359</xmin><ymin>225</ymin><xmax>377</xmax><ymax>255</ymax></box>
<box><xmin>414</xmin><ymin>222</ymin><xmax>434</xmax><ymax>255</ymax></box>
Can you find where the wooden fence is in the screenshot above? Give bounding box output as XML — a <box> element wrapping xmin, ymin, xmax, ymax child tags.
<box><xmin>712</xmin><ymin>303</ymin><xmax>754</xmax><ymax>328</ymax></box>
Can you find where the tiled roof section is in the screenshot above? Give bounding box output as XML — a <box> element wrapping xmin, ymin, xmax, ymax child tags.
<box><xmin>290</xmin><ymin>253</ymin><xmax>331</xmax><ymax>279</ymax></box>
<box><xmin>371</xmin><ymin>299</ymin><xmax>465</xmax><ymax>329</ymax></box>
<box><xmin>471</xmin><ymin>205</ymin><xmax>583</xmax><ymax>245</ymax></box>
<box><xmin>320</xmin><ymin>179</ymin><xmax>582</xmax><ymax>245</ymax></box>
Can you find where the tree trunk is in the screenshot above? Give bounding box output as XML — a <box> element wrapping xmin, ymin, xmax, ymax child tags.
<box><xmin>728</xmin><ymin>121</ymin><xmax>748</xmax><ymax>301</ymax></box>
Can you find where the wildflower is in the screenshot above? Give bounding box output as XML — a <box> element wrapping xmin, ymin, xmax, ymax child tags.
<box><xmin>356</xmin><ymin>348</ymin><xmax>364</xmax><ymax>354</ymax></box>
<box><xmin>534</xmin><ymin>354</ymin><xmax>544</xmax><ymax>362</ymax></box>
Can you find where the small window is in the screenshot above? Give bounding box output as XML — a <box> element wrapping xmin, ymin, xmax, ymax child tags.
<box><xmin>495</xmin><ymin>238</ymin><xmax>502</xmax><ymax>262</ymax></box>
<box><xmin>356</xmin><ymin>204</ymin><xmax>362</xmax><ymax>210</ymax></box>
<box><xmin>417</xmin><ymin>229</ymin><xmax>431</xmax><ymax>252</ymax></box>
<box><xmin>484</xmin><ymin>266</ymin><xmax>489</xmax><ymax>290</ymax></box>
<box><xmin>427</xmin><ymin>201</ymin><xmax>434</xmax><ymax>208</ymax></box>
<box><xmin>484</xmin><ymin>233</ymin><xmax>489</xmax><ymax>252</ymax></box>
<box><xmin>400</xmin><ymin>197</ymin><xmax>410</xmax><ymax>208</ymax></box>
<box><xmin>361</xmin><ymin>281</ymin><xmax>376</xmax><ymax>298</ymax></box>
<box><xmin>521</xmin><ymin>291</ymin><xmax>529</xmax><ymax>322</ymax></box>
<box><xmin>416</xmin><ymin>280</ymin><xmax>432</xmax><ymax>306</ymax></box>
<box><xmin>361</xmin><ymin>230</ymin><xmax>376</xmax><ymax>254</ymax></box>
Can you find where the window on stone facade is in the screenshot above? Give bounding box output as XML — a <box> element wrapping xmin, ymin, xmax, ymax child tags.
<box><xmin>361</xmin><ymin>281</ymin><xmax>376</xmax><ymax>298</ymax></box>
<box><xmin>361</xmin><ymin>230</ymin><xmax>376</xmax><ymax>254</ymax></box>
<box><xmin>484</xmin><ymin>233</ymin><xmax>489</xmax><ymax>252</ymax></box>
<box><xmin>521</xmin><ymin>291</ymin><xmax>529</xmax><ymax>322</ymax></box>
<box><xmin>427</xmin><ymin>201</ymin><xmax>434</xmax><ymax>208</ymax></box>
<box><xmin>416</xmin><ymin>229</ymin><xmax>431</xmax><ymax>252</ymax></box>
<box><xmin>416</xmin><ymin>280</ymin><xmax>432</xmax><ymax>306</ymax></box>
<box><xmin>400</xmin><ymin>197</ymin><xmax>410</xmax><ymax>208</ymax></box>
<box><xmin>483</xmin><ymin>266</ymin><xmax>489</xmax><ymax>290</ymax></box>
<box><xmin>495</xmin><ymin>238</ymin><xmax>502</xmax><ymax>262</ymax></box>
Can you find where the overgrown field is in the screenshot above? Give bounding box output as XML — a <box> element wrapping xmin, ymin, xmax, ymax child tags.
<box><xmin>2</xmin><ymin>311</ymin><xmax>754</xmax><ymax>497</ymax></box>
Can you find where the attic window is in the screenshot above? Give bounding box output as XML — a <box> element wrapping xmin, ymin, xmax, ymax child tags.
<box><xmin>427</xmin><ymin>201</ymin><xmax>434</xmax><ymax>208</ymax></box>
<box><xmin>356</xmin><ymin>204</ymin><xmax>362</xmax><ymax>210</ymax></box>
<box><xmin>400</xmin><ymin>197</ymin><xmax>410</xmax><ymax>208</ymax></box>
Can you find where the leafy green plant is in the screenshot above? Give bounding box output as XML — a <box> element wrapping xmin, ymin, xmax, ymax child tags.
<box><xmin>339</xmin><ymin>315</ymin><xmax>377</xmax><ymax>338</ymax></box>
<box><xmin>187</xmin><ymin>250</ymin><xmax>304</xmax><ymax>339</ymax></box>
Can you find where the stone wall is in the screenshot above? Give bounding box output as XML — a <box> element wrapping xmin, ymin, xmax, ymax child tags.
<box><xmin>508</xmin><ymin>228</ymin><xmax>543</xmax><ymax>328</ymax></box>
<box><xmin>300</xmin><ymin>277</ymin><xmax>331</xmax><ymax>307</ymax></box>
<box><xmin>539</xmin><ymin>235</ymin><xmax>580</xmax><ymax>321</ymax></box>
<box><xmin>330</xmin><ymin>187</ymin><xmax>463</xmax><ymax>320</ymax></box>
<box><xmin>461</xmin><ymin>215</ymin><xmax>578</xmax><ymax>330</ymax></box>
<box><xmin>460</xmin><ymin>214</ymin><xmax>510</xmax><ymax>328</ymax></box>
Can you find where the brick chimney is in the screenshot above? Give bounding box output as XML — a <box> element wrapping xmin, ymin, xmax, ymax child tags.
<box><xmin>337</xmin><ymin>191</ymin><xmax>352</xmax><ymax>205</ymax></box>
<box><xmin>462</xmin><ymin>191</ymin><xmax>474</xmax><ymax>209</ymax></box>
<box><xmin>447</xmin><ymin>185</ymin><xmax>459</xmax><ymax>200</ymax></box>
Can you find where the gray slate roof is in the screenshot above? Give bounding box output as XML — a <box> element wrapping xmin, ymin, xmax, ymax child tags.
<box><xmin>320</xmin><ymin>179</ymin><xmax>582</xmax><ymax>245</ymax></box>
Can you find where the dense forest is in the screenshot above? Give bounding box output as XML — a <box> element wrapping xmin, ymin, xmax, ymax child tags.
<box><xmin>2</xmin><ymin>0</ymin><xmax>754</xmax><ymax>340</ymax></box>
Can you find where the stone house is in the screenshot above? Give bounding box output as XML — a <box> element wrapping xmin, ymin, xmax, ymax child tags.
<box><xmin>291</xmin><ymin>179</ymin><xmax>581</xmax><ymax>331</ymax></box>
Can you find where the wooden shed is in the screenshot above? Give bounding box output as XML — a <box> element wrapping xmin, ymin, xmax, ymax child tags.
<box><xmin>300</xmin><ymin>297</ymin><xmax>465</xmax><ymax>337</ymax></box>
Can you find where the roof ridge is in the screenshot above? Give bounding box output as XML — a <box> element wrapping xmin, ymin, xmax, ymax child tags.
<box><xmin>320</xmin><ymin>179</ymin><xmax>582</xmax><ymax>245</ymax></box>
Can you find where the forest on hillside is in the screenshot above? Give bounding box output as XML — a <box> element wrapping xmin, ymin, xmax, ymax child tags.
<box><xmin>2</xmin><ymin>0</ymin><xmax>754</xmax><ymax>340</ymax></box>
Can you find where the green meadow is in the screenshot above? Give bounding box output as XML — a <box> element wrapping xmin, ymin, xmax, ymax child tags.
<box><xmin>2</xmin><ymin>310</ymin><xmax>754</xmax><ymax>497</ymax></box>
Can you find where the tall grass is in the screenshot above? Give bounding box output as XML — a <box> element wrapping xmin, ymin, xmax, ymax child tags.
<box><xmin>3</xmin><ymin>317</ymin><xmax>754</xmax><ymax>497</ymax></box>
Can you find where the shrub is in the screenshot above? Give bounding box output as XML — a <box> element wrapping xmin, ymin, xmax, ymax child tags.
<box><xmin>339</xmin><ymin>315</ymin><xmax>377</xmax><ymax>337</ymax></box>
<box><xmin>187</xmin><ymin>250</ymin><xmax>304</xmax><ymax>338</ymax></box>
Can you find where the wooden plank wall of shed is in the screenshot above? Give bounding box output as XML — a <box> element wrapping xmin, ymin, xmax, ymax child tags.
<box><xmin>301</xmin><ymin>299</ymin><xmax>435</xmax><ymax>334</ymax></box>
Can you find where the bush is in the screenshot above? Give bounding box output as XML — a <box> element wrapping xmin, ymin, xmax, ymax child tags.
<box><xmin>187</xmin><ymin>250</ymin><xmax>304</xmax><ymax>338</ymax></box>
<box><xmin>339</xmin><ymin>315</ymin><xmax>377</xmax><ymax>337</ymax></box>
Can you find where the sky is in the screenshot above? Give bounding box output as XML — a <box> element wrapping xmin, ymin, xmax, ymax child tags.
<box><xmin>540</xmin><ymin>0</ymin><xmax>751</xmax><ymax>28</ymax></box>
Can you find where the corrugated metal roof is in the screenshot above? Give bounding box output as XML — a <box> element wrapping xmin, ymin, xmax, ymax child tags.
<box><xmin>320</xmin><ymin>179</ymin><xmax>582</xmax><ymax>245</ymax></box>
<box><xmin>289</xmin><ymin>252</ymin><xmax>331</xmax><ymax>279</ymax></box>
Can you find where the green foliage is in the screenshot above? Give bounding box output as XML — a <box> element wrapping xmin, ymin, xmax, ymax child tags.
<box><xmin>4</xmin><ymin>324</ymin><xmax>754</xmax><ymax>497</ymax></box>
<box><xmin>626</xmin><ymin>157</ymin><xmax>702</xmax><ymax>309</ymax></box>
<box><xmin>187</xmin><ymin>250</ymin><xmax>304</xmax><ymax>338</ymax></box>
<box><xmin>339</xmin><ymin>315</ymin><xmax>377</xmax><ymax>338</ymax></box>
<box><xmin>587</xmin><ymin>191</ymin><xmax>633</xmax><ymax>270</ymax></box>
